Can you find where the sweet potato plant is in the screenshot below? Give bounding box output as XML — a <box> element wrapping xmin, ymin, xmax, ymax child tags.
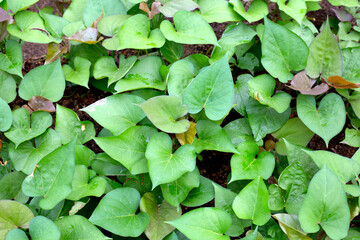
<box><xmin>1</xmin><ymin>0</ymin><xmax>360</xmax><ymax>239</ymax></box>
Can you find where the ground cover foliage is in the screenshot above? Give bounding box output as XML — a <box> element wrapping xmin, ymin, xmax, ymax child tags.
<box><xmin>1</xmin><ymin>0</ymin><xmax>360</xmax><ymax>239</ymax></box>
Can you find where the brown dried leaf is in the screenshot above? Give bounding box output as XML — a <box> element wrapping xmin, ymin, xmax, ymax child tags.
<box><xmin>22</xmin><ymin>104</ymin><xmax>33</xmax><ymax>114</ymax></box>
<box><xmin>328</xmin><ymin>75</ymin><xmax>360</xmax><ymax>89</ymax></box>
<box><xmin>288</xmin><ymin>71</ymin><xmax>329</xmax><ymax>95</ymax></box>
<box><xmin>140</xmin><ymin>1</ymin><xmax>150</xmax><ymax>15</ymax></box>
<box><xmin>45</xmin><ymin>42</ymin><xmax>68</xmax><ymax>64</ymax></box>
<box><xmin>140</xmin><ymin>1</ymin><xmax>161</xmax><ymax>19</ymax></box>
<box><xmin>176</xmin><ymin>122</ymin><xmax>197</xmax><ymax>145</ymax></box>
<box><xmin>92</xmin><ymin>14</ymin><xmax>103</xmax><ymax>28</ymax></box>
<box><xmin>68</xmin><ymin>27</ymin><xmax>103</xmax><ymax>44</ymax></box>
<box><xmin>28</xmin><ymin>96</ymin><xmax>56</xmax><ymax>112</ymax></box>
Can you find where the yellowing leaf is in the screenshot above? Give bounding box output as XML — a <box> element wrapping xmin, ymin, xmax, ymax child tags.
<box><xmin>68</xmin><ymin>27</ymin><xmax>103</xmax><ymax>44</ymax></box>
<box><xmin>328</xmin><ymin>75</ymin><xmax>360</xmax><ymax>89</ymax></box>
<box><xmin>45</xmin><ymin>42</ymin><xmax>68</xmax><ymax>64</ymax></box>
<box><xmin>176</xmin><ymin>122</ymin><xmax>197</xmax><ymax>145</ymax></box>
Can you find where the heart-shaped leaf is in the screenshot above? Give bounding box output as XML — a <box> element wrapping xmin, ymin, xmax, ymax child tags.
<box><xmin>94</xmin><ymin>126</ymin><xmax>157</xmax><ymax>174</ymax></box>
<box><xmin>55</xmin><ymin>215</ymin><xmax>110</xmax><ymax>240</ymax></box>
<box><xmin>140</xmin><ymin>192</ymin><xmax>181</xmax><ymax>240</ymax></box>
<box><xmin>7</xmin><ymin>11</ymin><xmax>61</xmax><ymax>43</ymax></box>
<box><xmin>29</xmin><ymin>216</ymin><xmax>60</xmax><ymax>240</ymax></box>
<box><xmin>234</xmin><ymin>74</ymin><xmax>252</xmax><ymax>116</ymax></box>
<box><xmin>93</xmin><ymin>55</ymin><xmax>137</xmax><ymax>86</ymax></box>
<box><xmin>273</xmin><ymin>214</ymin><xmax>312</xmax><ymax>240</ymax></box>
<box><xmin>229</xmin><ymin>0</ymin><xmax>268</xmax><ymax>23</ymax></box>
<box><xmin>232</xmin><ymin>177</ymin><xmax>270</xmax><ymax>226</ymax></box>
<box><xmin>168</xmin><ymin>208</ymin><xmax>232</xmax><ymax>240</ymax></box>
<box><xmin>296</xmin><ymin>93</ymin><xmax>345</xmax><ymax>147</ymax></box>
<box><xmin>224</xmin><ymin>118</ymin><xmax>258</xmax><ymax>146</ymax></box>
<box><xmin>0</xmin><ymin>98</ymin><xmax>12</xmax><ymax>132</ymax></box>
<box><xmin>158</xmin><ymin>0</ymin><xmax>199</xmax><ymax>17</ymax></box>
<box><xmin>117</xmin><ymin>14</ymin><xmax>165</xmax><ymax>50</ymax></box>
<box><xmin>176</xmin><ymin>121</ymin><xmax>197</xmax><ymax>145</ymax></box>
<box><xmin>0</xmin><ymin>71</ymin><xmax>16</xmax><ymax>104</ymax></box>
<box><xmin>145</xmin><ymin>132</ymin><xmax>196</xmax><ymax>188</ymax></box>
<box><xmin>0</xmin><ymin>171</ymin><xmax>26</xmax><ymax>200</ymax></box>
<box><xmin>0</xmin><ymin>40</ymin><xmax>22</xmax><ymax>77</ymax></box>
<box><xmin>167</xmin><ymin>59</ymin><xmax>195</xmax><ymax>97</ymax></box>
<box><xmin>342</xmin><ymin>128</ymin><xmax>360</xmax><ymax>147</ymax></box>
<box><xmin>276</xmin><ymin>0</ymin><xmax>307</xmax><ymax>24</ymax></box>
<box><xmin>160</xmin><ymin>40</ymin><xmax>184</xmax><ymax>64</ymax></box>
<box><xmin>55</xmin><ymin>105</ymin><xmax>95</xmax><ymax>144</ymax></box>
<box><xmin>230</xmin><ymin>141</ymin><xmax>275</xmax><ymax>182</ymax></box>
<box><xmin>161</xmin><ymin>168</ymin><xmax>200</xmax><ymax>207</ymax></box>
<box><xmin>139</xmin><ymin>95</ymin><xmax>190</xmax><ymax>134</ymax></box>
<box><xmin>213</xmin><ymin>183</ymin><xmax>251</xmax><ymax>237</ymax></box>
<box><xmin>5</xmin><ymin>109</ymin><xmax>52</xmax><ymax>148</ymax></box>
<box><xmin>261</xmin><ymin>17</ymin><xmax>309</xmax><ymax>83</ymax></box>
<box><xmin>66</xmin><ymin>165</ymin><xmax>106</xmax><ymax>201</ymax></box>
<box><xmin>248</xmin><ymin>74</ymin><xmax>291</xmax><ymax>113</ymax></box>
<box><xmin>246</xmin><ymin>98</ymin><xmax>291</xmax><ymax>142</ymax></box>
<box><xmin>8</xmin><ymin>129</ymin><xmax>62</xmax><ymax>174</ymax></box>
<box><xmin>115</xmin><ymin>56</ymin><xmax>166</xmax><ymax>93</ymax></box>
<box><xmin>193</xmin><ymin>120</ymin><xmax>238</xmax><ymax>154</ymax></box>
<box><xmin>39</xmin><ymin>9</ymin><xmax>69</xmax><ymax>39</ymax></box>
<box><xmin>89</xmin><ymin>188</ymin><xmax>149</xmax><ymax>237</ymax></box>
<box><xmin>197</xmin><ymin>0</ymin><xmax>242</xmax><ymax>23</ymax></box>
<box><xmin>182</xmin><ymin>176</ymin><xmax>215</xmax><ymax>207</ymax></box>
<box><xmin>22</xmin><ymin>139</ymin><xmax>76</xmax><ymax>210</ymax></box>
<box><xmin>0</xmin><ymin>200</ymin><xmax>34</xmax><ymax>240</ymax></box>
<box><xmin>19</xmin><ymin>58</ymin><xmax>65</xmax><ymax>102</ymax></box>
<box><xmin>160</xmin><ymin>11</ymin><xmax>218</xmax><ymax>45</ymax></box>
<box><xmin>299</xmin><ymin>166</ymin><xmax>350</xmax><ymax>239</ymax></box>
<box><xmin>62</xmin><ymin>56</ymin><xmax>91</xmax><ymax>88</ymax></box>
<box><xmin>268</xmin><ymin>184</ymin><xmax>285</xmax><ymax>211</ymax></box>
<box><xmin>8</xmin><ymin>0</ymin><xmax>39</xmax><ymax>14</ymax></box>
<box><xmin>97</xmin><ymin>15</ymin><xmax>130</xmax><ymax>50</ymax></box>
<box><xmin>82</xmin><ymin>94</ymin><xmax>145</xmax><ymax>136</ymax></box>
<box><xmin>184</xmin><ymin>54</ymin><xmax>234</xmax><ymax>121</ymax></box>
<box><xmin>288</xmin><ymin>71</ymin><xmax>329</xmax><ymax>95</ymax></box>
<box><xmin>305</xmin><ymin>19</ymin><xmax>342</xmax><ymax>80</ymax></box>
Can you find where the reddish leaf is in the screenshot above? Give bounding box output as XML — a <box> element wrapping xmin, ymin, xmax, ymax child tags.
<box><xmin>140</xmin><ymin>1</ymin><xmax>161</xmax><ymax>19</ymax></box>
<box><xmin>28</xmin><ymin>96</ymin><xmax>56</xmax><ymax>112</ymax></box>
<box><xmin>0</xmin><ymin>7</ymin><xmax>10</xmax><ymax>22</ymax></box>
<box><xmin>288</xmin><ymin>71</ymin><xmax>329</xmax><ymax>95</ymax></box>
<box><xmin>328</xmin><ymin>75</ymin><xmax>360</xmax><ymax>89</ymax></box>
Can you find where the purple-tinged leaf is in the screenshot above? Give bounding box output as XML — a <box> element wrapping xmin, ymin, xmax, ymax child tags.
<box><xmin>288</xmin><ymin>71</ymin><xmax>329</xmax><ymax>95</ymax></box>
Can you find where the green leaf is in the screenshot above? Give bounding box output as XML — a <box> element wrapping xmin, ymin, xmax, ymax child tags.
<box><xmin>94</xmin><ymin>126</ymin><xmax>157</xmax><ymax>174</ymax></box>
<box><xmin>167</xmin><ymin>59</ymin><xmax>195</xmax><ymax>97</ymax></box>
<box><xmin>296</xmin><ymin>93</ymin><xmax>345</xmax><ymax>147</ymax></box>
<box><xmin>182</xmin><ymin>176</ymin><xmax>215</xmax><ymax>207</ymax></box>
<box><xmin>93</xmin><ymin>55</ymin><xmax>137</xmax><ymax>86</ymax></box>
<box><xmin>261</xmin><ymin>18</ymin><xmax>309</xmax><ymax>83</ymax></box>
<box><xmin>168</xmin><ymin>208</ymin><xmax>232</xmax><ymax>240</ymax></box>
<box><xmin>82</xmin><ymin>0</ymin><xmax>126</xmax><ymax>27</ymax></box>
<box><xmin>140</xmin><ymin>192</ymin><xmax>181</xmax><ymax>240</ymax></box>
<box><xmin>229</xmin><ymin>0</ymin><xmax>268</xmax><ymax>23</ymax></box>
<box><xmin>0</xmin><ymin>200</ymin><xmax>34</xmax><ymax>240</ymax></box>
<box><xmin>55</xmin><ymin>105</ymin><xmax>95</xmax><ymax>144</ymax></box>
<box><xmin>19</xmin><ymin>59</ymin><xmax>65</xmax><ymax>102</ymax></box>
<box><xmin>66</xmin><ymin>165</ymin><xmax>106</xmax><ymax>201</ymax></box>
<box><xmin>7</xmin><ymin>11</ymin><xmax>61</xmax><ymax>43</ymax></box>
<box><xmin>8</xmin><ymin>129</ymin><xmax>62</xmax><ymax>174</ymax></box>
<box><xmin>5</xmin><ymin>229</ymin><xmax>28</xmax><ymax>240</ymax></box>
<box><xmin>75</xmin><ymin>145</ymin><xmax>95</xmax><ymax>167</ymax></box>
<box><xmin>0</xmin><ymin>171</ymin><xmax>26</xmax><ymax>200</ymax></box>
<box><xmin>342</xmin><ymin>47</ymin><xmax>360</xmax><ymax>83</ymax></box>
<box><xmin>184</xmin><ymin>54</ymin><xmax>234</xmax><ymax>121</ymax></box>
<box><xmin>305</xmin><ymin>19</ymin><xmax>342</xmax><ymax>80</ymax></box>
<box><xmin>213</xmin><ymin>183</ymin><xmax>251</xmax><ymax>237</ymax></box>
<box><xmin>145</xmin><ymin>132</ymin><xmax>196</xmax><ymax>188</ymax></box>
<box><xmin>230</xmin><ymin>141</ymin><xmax>275</xmax><ymax>182</ymax></box>
<box><xmin>160</xmin><ymin>11</ymin><xmax>218</xmax><ymax>45</ymax></box>
<box><xmin>224</xmin><ymin>118</ymin><xmax>257</xmax><ymax>147</ymax></box>
<box><xmin>39</xmin><ymin>9</ymin><xmax>69</xmax><ymax>39</ymax></box>
<box><xmin>276</xmin><ymin>0</ymin><xmax>307</xmax><ymax>24</ymax></box>
<box><xmin>193</xmin><ymin>120</ymin><xmax>238</xmax><ymax>154</ymax></box>
<box><xmin>62</xmin><ymin>56</ymin><xmax>91</xmax><ymax>88</ymax></box>
<box><xmin>115</xmin><ymin>56</ymin><xmax>166</xmax><ymax>93</ymax></box>
<box><xmin>298</xmin><ymin>166</ymin><xmax>350</xmax><ymax>239</ymax></box>
<box><xmin>232</xmin><ymin>177</ymin><xmax>271</xmax><ymax>226</ymax></box>
<box><xmin>246</xmin><ymin>98</ymin><xmax>291</xmax><ymax>142</ymax></box>
<box><xmin>8</xmin><ymin>0</ymin><xmax>39</xmax><ymax>14</ymax></box>
<box><xmin>82</xmin><ymin>94</ymin><xmax>145</xmax><ymax>135</ymax></box>
<box><xmin>118</xmin><ymin>14</ymin><xmax>165</xmax><ymax>50</ymax></box>
<box><xmin>29</xmin><ymin>216</ymin><xmax>60</xmax><ymax>240</ymax></box>
<box><xmin>89</xmin><ymin>188</ymin><xmax>149</xmax><ymax>237</ymax></box>
<box><xmin>5</xmin><ymin>109</ymin><xmax>52</xmax><ymax>148</ymax></box>
<box><xmin>272</xmin><ymin>118</ymin><xmax>314</xmax><ymax>155</ymax></box>
<box><xmin>0</xmin><ymin>98</ymin><xmax>12</xmax><ymax>132</ymax></box>
<box><xmin>91</xmin><ymin>153</ymin><xmax>128</xmax><ymax>176</ymax></box>
<box><xmin>55</xmin><ymin>215</ymin><xmax>110</xmax><ymax>240</ymax></box>
<box><xmin>342</xmin><ymin>128</ymin><xmax>360</xmax><ymax>147</ymax></box>
<box><xmin>197</xmin><ymin>0</ymin><xmax>242</xmax><ymax>23</ymax></box>
<box><xmin>303</xmin><ymin>149</ymin><xmax>360</xmax><ymax>183</ymax></box>
<box><xmin>234</xmin><ymin>74</ymin><xmax>252</xmax><ymax>116</ymax></box>
<box><xmin>22</xmin><ymin>139</ymin><xmax>76</xmax><ymax>210</ymax></box>
<box><xmin>139</xmin><ymin>95</ymin><xmax>190</xmax><ymax>134</ymax></box>
<box><xmin>0</xmin><ymin>71</ymin><xmax>16</xmax><ymax>104</ymax></box>
<box><xmin>158</xmin><ymin>0</ymin><xmax>199</xmax><ymax>18</ymax></box>
<box><xmin>248</xmin><ymin>74</ymin><xmax>291</xmax><ymax>112</ymax></box>
<box><xmin>272</xmin><ymin>214</ymin><xmax>311</xmax><ymax>240</ymax></box>
<box><xmin>0</xmin><ymin>40</ymin><xmax>22</xmax><ymax>77</ymax></box>
<box><xmin>327</xmin><ymin>0</ymin><xmax>358</xmax><ymax>7</ymax></box>
<box><xmin>161</xmin><ymin>168</ymin><xmax>200</xmax><ymax>207</ymax></box>
<box><xmin>160</xmin><ymin>41</ymin><xmax>184</xmax><ymax>64</ymax></box>
<box><xmin>97</xmin><ymin>15</ymin><xmax>130</xmax><ymax>50</ymax></box>
<box><xmin>268</xmin><ymin>184</ymin><xmax>285</xmax><ymax>211</ymax></box>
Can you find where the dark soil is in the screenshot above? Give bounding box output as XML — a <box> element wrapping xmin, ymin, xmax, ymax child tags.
<box><xmin>19</xmin><ymin>0</ymin><xmax>358</xmax><ymax>198</ymax></box>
